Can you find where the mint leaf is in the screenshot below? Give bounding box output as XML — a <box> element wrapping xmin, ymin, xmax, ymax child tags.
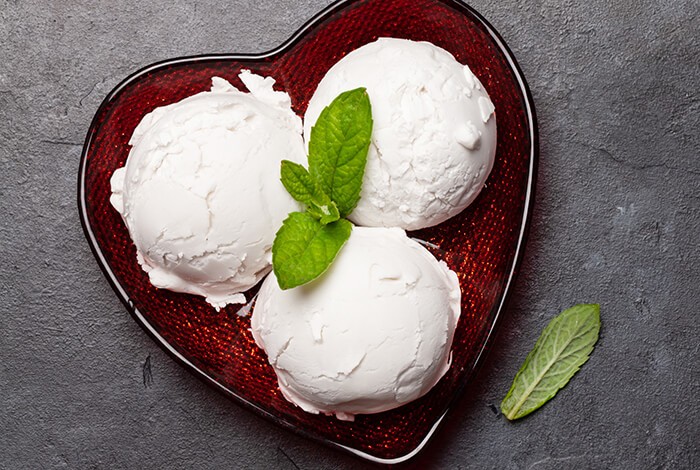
<box><xmin>308</xmin><ymin>88</ymin><xmax>372</xmax><ymax>217</ymax></box>
<box><xmin>280</xmin><ymin>160</ymin><xmax>340</xmax><ymax>224</ymax></box>
<box><xmin>272</xmin><ymin>212</ymin><xmax>352</xmax><ymax>290</ymax></box>
<box><xmin>501</xmin><ymin>304</ymin><xmax>601</xmax><ymax>420</ymax></box>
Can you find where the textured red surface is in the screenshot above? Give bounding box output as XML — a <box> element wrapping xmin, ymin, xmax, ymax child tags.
<box><xmin>79</xmin><ymin>0</ymin><xmax>536</xmax><ymax>462</ymax></box>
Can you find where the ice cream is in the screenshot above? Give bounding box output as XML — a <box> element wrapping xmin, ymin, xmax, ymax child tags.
<box><xmin>251</xmin><ymin>227</ymin><xmax>461</xmax><ymax>420</ymax></box>
<box><xmin>304</xmin><ymin>38</ymin><xmax>497</xmax><ymax>230</ymax></box>
<box><xmin>110</xmin><ymin>71</ymin><xmax>304</xmax><ymax>310</ymax></box>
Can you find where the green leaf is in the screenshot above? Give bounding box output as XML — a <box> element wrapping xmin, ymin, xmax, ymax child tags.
<box><xmin>272</xmin><ymin>212</ymin><xmax>352</xmax><ymax>290</ymax></box>
<box><xmin>280</xmin><ymin>160</ymin><xmax>340</xmax><ymax>225</ymax></box>
<box><xmin>308</xmin><ymin>87</ymin><xmax>373</xmax><ymax>217</ymax></box>
<box><xmin>501</xmin><ymin>304</ymin><xmax>601</xmax><ymax>420</ymax></box>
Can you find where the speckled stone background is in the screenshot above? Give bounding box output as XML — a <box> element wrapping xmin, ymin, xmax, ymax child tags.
<box><xmin>1</xmin><ymin>0</ymin><xmax>698</xmax><ymax>468</ymax></box>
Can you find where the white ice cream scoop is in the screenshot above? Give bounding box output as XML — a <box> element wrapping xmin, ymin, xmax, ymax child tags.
<box><xmin>251</xmin><ymin>226</ymin><xmax>461</xmax><ymax>420</ymax></box>
<box><xmin>304</xmin><ymin>38</ymin><xmax>497</xmax><ymax>230</ymax></box>
<box><xmin>110</xmin><ymin>71</ymin><xmax>304</xmax><ymax>310</ymax></box>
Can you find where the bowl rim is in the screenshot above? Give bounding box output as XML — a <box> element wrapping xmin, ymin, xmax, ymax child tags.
<box><xmin>77</xmin><ymin>0</ymin><xmax>539</xmax><ymax>464</ymax></box>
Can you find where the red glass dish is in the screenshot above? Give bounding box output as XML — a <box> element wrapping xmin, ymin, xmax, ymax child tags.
<box><xmin>78</xmin><ymin>0</ymin><xmax>537</xmax><ymax>463</ymax></box>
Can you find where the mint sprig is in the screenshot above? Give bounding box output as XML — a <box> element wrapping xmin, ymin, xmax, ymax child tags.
<box><xmin>501</xmin><ymin>304</ymin><xmax>601</xmax><ymax>420</ymax></box>
<box><xmin>272</xmin><ymin>88</ymin><xmax>372</xmax><ymax>289</ymax></box>
<box><xmin>280</xmin><ymin>160</ymin><xmax>340</xmax><ymax>225</ymax></box>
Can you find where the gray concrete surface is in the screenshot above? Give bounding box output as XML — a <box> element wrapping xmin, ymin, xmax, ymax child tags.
<box><xmin>1</xmin><ymin>0</ymin><xmax>698</xmax><ymax>468</ymax></box>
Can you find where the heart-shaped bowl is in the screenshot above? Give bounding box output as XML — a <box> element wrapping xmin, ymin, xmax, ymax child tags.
<box><xmin>78</xmin><ymin>0</ymin><xmax>537</xmax><ymax>463</ymax></box>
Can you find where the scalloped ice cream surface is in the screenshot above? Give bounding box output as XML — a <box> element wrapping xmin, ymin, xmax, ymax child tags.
<box><xmin>251</xmin><ymin>227</ymin><xmax>461</xmax><ymax>420</ymax></box>
<box><xmin>304</xmin><ymin>37</ymin><xmax>497</xmax><ymax>230</ymax></box>
<box><xmin>109</xmin><ymin>71</ymin><xmax>304</xmax><ymax>310</ymax></box>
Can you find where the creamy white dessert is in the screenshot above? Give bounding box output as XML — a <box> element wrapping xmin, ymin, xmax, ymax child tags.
<box><xmin>251</xmin><ymin>227</ymin><xmax>461</xmax><ymax>420</ymax></box>
<box><xmin>304</xmin><ymin>38</ymin><xmax>497</xmax><ymax>230</ymax></box>
<box><xmin>110</xmin><ymin>71</ymin><xmax>304</xmax><ymax>310</ymax></box>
